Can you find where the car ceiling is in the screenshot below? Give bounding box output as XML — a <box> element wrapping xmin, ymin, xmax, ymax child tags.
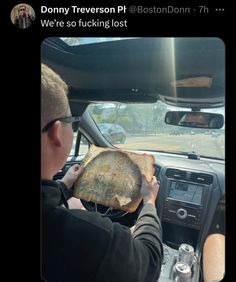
<box><xmin>41</xmin><ymin>37</ymin><xmax>225</xmax><ymax>108</ymax></box>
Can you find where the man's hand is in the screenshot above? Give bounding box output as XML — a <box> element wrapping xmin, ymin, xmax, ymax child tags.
<box><xmin>140</xmin><ymin>175</ymin><xmax>160</xmax><ymax>206</ymax></box>
<box><xmin>61</xmin><ymin>164</ymin><xmax>84</xmax><ymax>189</ymax></box>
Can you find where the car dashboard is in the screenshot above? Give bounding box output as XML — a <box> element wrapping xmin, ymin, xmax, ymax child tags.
<box><xmin>58</xmin><ymin>149</ymin><xmax>224</xmax><ymax>282</ymax></box>
<box><xmin>150</xmin><ymin>151</ymin><xmax>225</xmax><ymax>282</ymax></box>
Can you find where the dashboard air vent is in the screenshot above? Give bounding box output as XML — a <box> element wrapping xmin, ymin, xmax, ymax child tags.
<box><xmin>166</xmin><ymin>169</ymin><xmax>187</xmax><ymax>180</ymax></box>
<box><xmin>190</xmin><ymin>172</ymin><xmax>213</xmax><ymax>185</ymax></box>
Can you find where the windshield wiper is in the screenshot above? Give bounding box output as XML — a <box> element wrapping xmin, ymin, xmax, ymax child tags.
<box><xmin>141</xmin><ymin>149</ymin><xmax>191</xmax><ymax>156</ymax></box>
<box><xmin>195</xmin><ymin>155</ymin><xmax>224</xmax><ymax>161</ymax></box>
<box><xmin>138</xmin><ymin>149</ymin><xmax>224</xmax><ymax>160</ymax></box>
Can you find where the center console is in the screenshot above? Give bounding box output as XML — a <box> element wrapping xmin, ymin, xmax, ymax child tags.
<box><xmin>158</xmin><ymin>243</ymin><xmax>200</xmax><ymax>282</ymax></box>
<box><xmin>163</xmin><ymin>180</ymin><xmax>205</xmax><ymax>230</ymax></box>
<box><xmin>156</xmin><ymin>168</ymin><xmax>214</xmax><ymax>281</ymax></box>
<box><xmin>162</xmin><ymin>168</ymin><xmax>212</xmax><ymax>232</ymax></box>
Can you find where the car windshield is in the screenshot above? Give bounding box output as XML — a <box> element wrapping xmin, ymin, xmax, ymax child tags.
<box><xmin>88</xmin><ymin>101</ymin><xmax>225</xmax><ymax>159</ymax></box>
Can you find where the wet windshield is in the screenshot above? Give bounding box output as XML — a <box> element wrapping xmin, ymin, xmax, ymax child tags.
<box><xmin>88</xmin><ymin>101</ymin><xmax>225</xmax><ymax>159</ymax></box>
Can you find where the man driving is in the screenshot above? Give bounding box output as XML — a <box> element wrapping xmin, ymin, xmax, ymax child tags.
<box><xmin>179</xmin><ymin>112</ymin><xmax>209</xmax><ymax>127</ymax></box>
<box><xmin>41</xmin><ymin>63</ymin><xmax>163</xmax><ymax>282</ymax></box>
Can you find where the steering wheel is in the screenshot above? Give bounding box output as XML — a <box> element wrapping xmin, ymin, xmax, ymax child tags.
<box><xmin>80</xmin><ymin>199</ymin><xmax>143</xmax><ymax>227</ymax></box>
<box><xmin>80</xmin><ymin>199</ymin><xmax>130</xmax><ymax>219</ymax></box>
<box><xmin>78</xmin><ymin>169</ymin><xmax>160</xmax><ymax>222</ymax></box>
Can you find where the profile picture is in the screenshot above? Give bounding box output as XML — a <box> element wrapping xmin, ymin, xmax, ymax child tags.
<box><xmin>10</xmin><ymin>3</ymin><xmax>35</xmax><ymax>29</ymax></box>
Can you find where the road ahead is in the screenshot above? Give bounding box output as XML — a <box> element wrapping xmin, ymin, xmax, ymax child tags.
<box><xmin>118</xmin><ymin>134</ymin><xmax>224</xmax><ymax>159</ymax></box>
<box><xmin>77</xmin><ymin>133</ymin><xmax>224</xmax><ymax>159</ymax></box>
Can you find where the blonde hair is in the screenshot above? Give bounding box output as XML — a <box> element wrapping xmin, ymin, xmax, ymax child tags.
<box><xmin>41</xmin><ymin>64</ymin><xmax>69</xmax><ymax>130</ymax></box>
<box><xmin>18</xmin><ymin>5</ymin><xmax>26</xmax><ymax>11</ymax></box>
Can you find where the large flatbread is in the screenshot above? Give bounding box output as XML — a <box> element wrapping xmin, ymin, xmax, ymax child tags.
<box><xmin>74</xmin><ymin>145</ymin><xmax>155</xmax><ymax>212</ymax></box>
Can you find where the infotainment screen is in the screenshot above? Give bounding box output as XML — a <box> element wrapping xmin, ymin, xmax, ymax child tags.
<box><xmin>169</xmin><ymin>181</ymin><xmax>203</xmax><ymax>204</ymax></box>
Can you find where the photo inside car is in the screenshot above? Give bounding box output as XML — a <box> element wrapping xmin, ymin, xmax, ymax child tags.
<box><xmin>41</xmin><ymin>37</ymin><xmax>225</xmax><ymax>282</ymax></box>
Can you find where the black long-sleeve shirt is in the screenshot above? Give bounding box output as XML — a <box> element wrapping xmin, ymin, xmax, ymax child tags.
<box><xmin>42</xmin><ymin>180</ymin><xmax>163</xmax><ymax>282</ymax></box>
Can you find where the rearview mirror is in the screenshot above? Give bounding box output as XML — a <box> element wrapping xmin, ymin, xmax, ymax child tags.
<box><xmin>165</xmin><ymin>111</ymin><xmax>224</xmax><ymax>129</ymax></box>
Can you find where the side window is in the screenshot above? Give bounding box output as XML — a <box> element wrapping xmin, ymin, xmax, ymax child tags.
<box><xmin>70</xmin><ymin>132</ymin><xmax>89</xmax><ymax>157</ymax></box>
<box><xmin>80</xmin><ymin>135</ymin><xmax>90</xmax><ymax>155</ymax></box>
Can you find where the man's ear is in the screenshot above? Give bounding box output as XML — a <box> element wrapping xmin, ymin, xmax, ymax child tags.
<box><xmin>47</xmin><ymin>121</ymin><xmax>63</xmax><ymax>147</ymax></box>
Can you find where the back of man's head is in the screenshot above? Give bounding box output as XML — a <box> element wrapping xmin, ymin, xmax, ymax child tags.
<box><xmin>41</xmin><ymin>64</ymin><xmax>69</xmax><ymax>130</ymax></box>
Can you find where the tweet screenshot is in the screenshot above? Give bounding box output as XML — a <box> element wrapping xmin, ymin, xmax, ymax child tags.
<box><xmin>7</xmin><ymin>0</ymin><xmax>227</xmax><ymax>281</ymax></box>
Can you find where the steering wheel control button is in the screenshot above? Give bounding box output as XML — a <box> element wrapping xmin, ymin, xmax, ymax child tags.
<box><xmin>176</xmin><ymin>208</ymin><xmax>187</xmax><ymax>219</ymax></box>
